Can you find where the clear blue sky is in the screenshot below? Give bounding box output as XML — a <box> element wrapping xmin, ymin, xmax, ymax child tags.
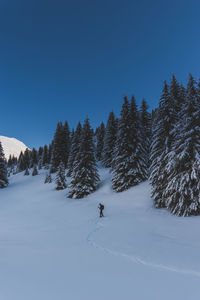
<box><xmin>0</xmin><ymin>0</ymin><xmax>200</xmax><ymax>148</ymax></box>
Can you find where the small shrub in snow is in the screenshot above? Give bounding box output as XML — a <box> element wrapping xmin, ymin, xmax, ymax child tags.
<box><xmin>32</xmin><ymin>165</ymin><xmax>38</xmax><ymax>176</ymax></box>
<box><xmin>24</xmin><ymin>168</ymin><xmax>30</xmax><ymax>176</ymax></box>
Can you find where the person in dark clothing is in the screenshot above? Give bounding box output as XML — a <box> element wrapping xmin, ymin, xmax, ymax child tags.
<box><xmin>98</xmin><ymin>203</ymin><xmax>104</xmax><ymax>218</ymax></box>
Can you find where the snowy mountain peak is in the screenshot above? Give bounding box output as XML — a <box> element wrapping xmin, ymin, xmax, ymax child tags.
<box><xmin>0</xmin><ymin>136</ymin><xmax>29</xmax><ymax>160</ymax></box>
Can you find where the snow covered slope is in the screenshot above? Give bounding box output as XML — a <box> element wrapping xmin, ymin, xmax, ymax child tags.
<box><xmin>0</xmin><ymin>136</ymin><xmax>29</xmax><ymax>159</ymax></box>
<box><xmin>0</xmin><ymin>168</ymin><xmax>200</xmax><ymax>300</ymax></box>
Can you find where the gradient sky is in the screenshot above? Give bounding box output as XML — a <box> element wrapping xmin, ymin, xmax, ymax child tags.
<box><xmin>0</xmin><ymin>0</ymin><xmax>200</xmax><ymax>148</ymax></box>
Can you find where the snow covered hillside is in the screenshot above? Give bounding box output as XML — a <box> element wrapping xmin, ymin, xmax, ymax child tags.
<box><xmin>0</xmin><ymin>168</ymin><xmax>200</xmax><ymax>300</ymax></box>
<box><xmin>0</xmin><ymin>136</ymin><xmax>29</xmax><ymax>159</ymax></box>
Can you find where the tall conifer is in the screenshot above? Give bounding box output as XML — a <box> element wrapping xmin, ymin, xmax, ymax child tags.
<box><xmin>96</xmin><ymin>122</ymin><xmax>105</xmax><ymax>161</ymax></box>
<box><xmin>67</xmin><ymin>122</ymin><xmax>82</xmax><ymax>177</ymax></box>
<box><xmin>150</xmin><ymin>81</ymin><xmax>175</xmax><ymax>208</ymax></box>
<box><xmin>165</xmin><ymin>75</ymin><xmax>200</xmax><ymax>216</ymax></box>
<box><xmin>102</xmin><ymin>112</ymin><xmax>117</xmax><ymax>168</ymax></box>
<box><xmin>68</xmin><ymin>117</ymin><xmax>99</xmax><ymax>198</ymax></box>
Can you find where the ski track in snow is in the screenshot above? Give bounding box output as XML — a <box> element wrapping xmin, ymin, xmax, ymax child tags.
<box><xmin>86</xmin><ymin>218</ymin><xmax>200</xmax><ymax>278</ymax></box>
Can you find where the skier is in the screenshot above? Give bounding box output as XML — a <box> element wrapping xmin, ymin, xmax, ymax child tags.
<box><xmin>98</xmin><ymin>203</ymin><xmax>104</xmax><ymax>218</ymax></box>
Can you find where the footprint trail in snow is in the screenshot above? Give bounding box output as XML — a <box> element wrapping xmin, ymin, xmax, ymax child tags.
<box><xmin>86</xmin><ymin>218</ymin><xmax>200</xmax><ymax>278</ymax></box>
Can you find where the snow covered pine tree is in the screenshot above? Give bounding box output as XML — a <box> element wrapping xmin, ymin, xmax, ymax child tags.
<box><xmin>112</xmin><ymin>96</ymin><xmax>131</xmax><ymax>192</ymax></box>
<box><xmin>112</xmin><ymin>95</ymin><xmax>147</xmax><ymax>192</ymax></box>
<box><xmin>68</xmin><ymin>117</ymin><xmax>99</xmax><ymax>198</ymax></box>
<box><xmin>55</xmin><ymin>162</ymin><xmax>67</xmax><ymax>190</ymax></box>
<box><xmin>140</xmin><ymin>98</ymin><xmax>152</xmax><ymax>172</ymax></box>
<box><xmin>165</xmin><ymin>74</ymin><xmax>200</xmax><ymax>216</ymax></box>
<box><xmin>95</xmin><ymin>122</ymin><xmax>105</xmax><ymax>161</ymax></box>
<box><xmin>0</xmin><ymin>141</ymin><xmax>8</xmax><ymax>188</ymax></box>
<box><xmin>67</xmin><ymin>122</ymin><xmax>82</xmax><ymax>177</ymax></box>
<box><xmin>102</xmin><ymin>111</ymin><xmax>117</xmax><ymax>168</ymax></box>
<box><xmin>150</xmin><ymin>81</ymin><xmax>175</xmax><ymax>208</ymax></box>
<box><xmin>50</xmin><ymin>121</ymin><xmax>70</xmax><ymax>173</ymax></box>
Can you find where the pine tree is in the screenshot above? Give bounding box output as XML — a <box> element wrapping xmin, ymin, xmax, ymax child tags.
<box><xmin>30</xmin><ymin>148</ymin><xmax>38</xmax><ymax>168</ymax></box>
<box><xmin>179</xmin><ymin>84</ymin><xmax>186</xmax><ymax>105</ymax></box>
<box><xmin>8</xmin><ymin>155</ymin><xmax>12</xmax><ymax>168</ymax></box>
<box><xmin>63</xmin><ymin>121</ymin><xmax>71</xmax><ymax>168</ymax></box>
<box><xmin>38</xmin><ymin>147</ymin><xmax>43</xmax><ymax>160</ymax></box>
<box><xmin>42</xmin><ymin>144</ymin><xmax>49</xmax><ymax>167</ymax></box>
<box><xmin>12</xmin><ymin>156</ymin><xmax>18</xmax><ymax>174</ymax></box>
<box><xmin>51</xmin><ymin>122</ymin><xmax>70</xmax><ymax>171</ymax></box>
<box><xmin>23</xmin><ymin>148</ymin><xmax>31</xmax><ymax>169</ymax></box>
<box><xmin>67</xmin><ymin>122</ymin><xmax>82</xmax><ymax>177</ymax></box>
<box><xmin>129</xmin><ymin>96</ymin><xmax>148</xmax><ymax>182</ymax></box>
<box><xmin>24</xmin><ymin>168</ymin><xmax>30</xmax><ymax>176</ymax></box>
<box><xmin>0</xmin><ymin>142</ymin><xmax>8</xmax><ymax>188</ymax></box>
<box><xmin>32</xmin><ymin>165</ymin><xmax>38</xmax><ymax>176</ymax></box>
<box><xmin>8</xmin><ymin>155</ymin><xmax>17</xmax><ymax>175</ymax></box>
<box><xmin>51</xmin><ymin>122</ymin><xmax>63</xmax><ymax>172</ymax></box>
<box><xmin>102</xmin><ymin>111</ymin><xmax>117</xmax><ymax>168</ymax></box>
<box><xmin>68</xmin><ymin>117</ymin><xmax>99</xmax><ymax>198</ymax></box>
<box><xmin>44</xmin><ymin>172</ymin><xmax>52</xmax><ymax>183</ymax></box>
<box><xmin>96</xmin><ymin>122</ymin><xmax>105</xmax><ymax>161</ymax></box>
<box><xmin>66</xmin><ymin>129</ymin><xmax>74</xmax><ymax>175</ymax></box>
<box><xmin>140</xmin><ymin>99</ymin><xmax>152</xmax><ymax>172</ymax></box>
<box><xmin>13</xmin><ymin>156</ymin><xmax>18</xmax><ymax>166</ymax></box>
<box><xmin>112</xmin><ymin>96</ymin><xmax>133</xmax><ymax>192</ymax></box>
<box><xmin>112</xmin><ymin>96</ymin><xmax>147</xmax><ymax>192</ymax></box>
<box><xmin>50</xmin><ymin>144</ymin><xmax>57</xmax><ymax>173</ymax></box>
<box><xmin>38</xmin><ymin>146</ymin><xmax>43</xmax><ymax>169</ymax></box>
<box><xmin>150</xmin><ymin>81</ymin><xmax>176</xmax><ymax>208</ymax></box>
<box><xmin>38</xmin><ymin>159</ymin><xmax>42</xmax><ymax>170</ymax></box>
<box><xmin>55</xmin><ymin>162</ymin><xmax>67</xmax><ymax>190</ymax></box>
<box><xmin>164</xmin><ymin>74</ymin><xmax>200</xmax><ymax>216</ymax></box>
<box><xmin>17</xmin><ymin>151</ymin><xmax>26</xmax><ymax>172</ymax></box>
<box><xmin>170</xmin><ymin>74</ymin><xmax>183</xmax><ymax>118</ymax></box>
<box><xmin>48</xmin><ymin>142</ymin><xmax>53</xmax><ymax>165</ymax></box>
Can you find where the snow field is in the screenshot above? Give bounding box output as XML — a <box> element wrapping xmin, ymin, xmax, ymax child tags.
<box><xmin>0</xmin><ymin>168</ymin><xmax>200</xmax><ymax>299</ymax></box>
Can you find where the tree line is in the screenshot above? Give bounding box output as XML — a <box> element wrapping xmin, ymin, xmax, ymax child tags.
<box><xmin>150</xmin><ymin>74</ymin><xmax>200</xmax><ymax>216</ymax></box>
<box><xmin>5</xmin><ymin>96</ymin><xmax>151</xmax><ymax>198</ymax></box>
<box><xmin>2</xmin><ymin>73</ymin><xmax>200</xmax><ymax>216</ymax></box>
